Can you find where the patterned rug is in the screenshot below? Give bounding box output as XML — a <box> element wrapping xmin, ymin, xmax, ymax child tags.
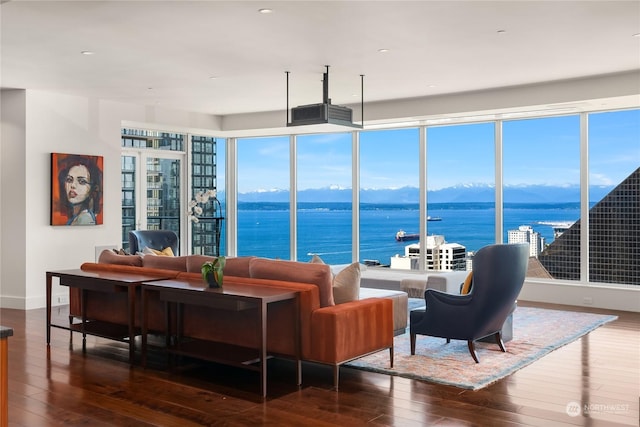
<box><xmin>345</xmin><ymin>303</ymin><xmax>617</xmax><ymax>390</ymax></box>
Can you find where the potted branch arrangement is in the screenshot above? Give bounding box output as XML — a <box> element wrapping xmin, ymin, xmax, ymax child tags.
<box><xmin>201</xmin><ymin>257</ymin><xmax>226</xmax><ymax>288</ymax></box>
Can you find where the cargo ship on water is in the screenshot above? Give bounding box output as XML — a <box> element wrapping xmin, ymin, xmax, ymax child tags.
<box><xmin>394</xmin><ymin>217</ymin><xmax>442</xmax><ymax>241</ymax></box>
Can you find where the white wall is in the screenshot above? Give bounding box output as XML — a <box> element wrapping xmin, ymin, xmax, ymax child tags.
<box><xmin>19</xmin><ymin>94</ymin><xmax>120</xmax><ymax>308</ymax></box>
<box><xmin>1</xmin><ymin>90</ymin><xmax>27</xmax><ymax>308</ymax></box>
<box><xmin>221</xmin><ymin>71</ymin><xmax>640</xmax><ymax>134</ymax></box>
<box><xmin>0</xmin><ymin>89</ymin><xmax>223</xmax><ymax>309</ymax></box>
<box><xmin>520</xmin><ymin>280</ymin><xmax>640</xmax><ymax>313</ymax></box>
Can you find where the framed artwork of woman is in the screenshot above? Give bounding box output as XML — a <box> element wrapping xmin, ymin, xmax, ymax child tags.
<box><xmin>50</xmin><ymin>153</ymin><xmax>103</xmax><ymax>226</ymax></box>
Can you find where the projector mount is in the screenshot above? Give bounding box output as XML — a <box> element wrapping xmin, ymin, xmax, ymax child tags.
<box><xmin>286</xmin><ymin>66</ymin><xmax>363</xmax><ymax>128</ymax></box>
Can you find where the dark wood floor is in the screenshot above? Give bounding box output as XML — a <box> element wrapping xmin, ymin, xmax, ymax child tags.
<box><xmin>1</xmin><ymin>301</ymin><xmax>638</xmax><ymax>426</ymax></box>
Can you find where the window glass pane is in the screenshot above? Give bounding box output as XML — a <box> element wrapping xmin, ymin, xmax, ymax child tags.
<box><xmin>237</xmin><ymin>136</ymin><xmax>290</xmax><ymax>258</ymax></box>
<box><xmin>121</xmin><ymin>155</ymin><xmax>136</xmax><ymax>250</ymax></box>
<box><xmin>588</xmin><ymin>109</ymin><xmax>640</xmax><ymax>285</ymax></box>
<box><xmin>425</xmin><ymin>123</ymin><xmax>495</xmax><ymax>271</ymax></box>
<box><xmin>359</xmin><ymin>128</ymin><xmax>419</xmax><ymax>268</ymax></box>
<box><xmin>190</xmin><ymin>136</ymin><xmax>226</xmax><ymax>256</ymax></box>
<box><xmin>146</xmin><ymin>157</ymin><xmax>181</xmax><ymax>235</ymax></box>
<box><xmin>297</xmin><ymin>133</ymin><xmax>352</xmax><ymax>264</ymax></box>
<box><xmin>504</xmin><ymin>116</ymin><xmax>581</xmax><ymax>280</ymax></box>
<box><xmin>121</xmin><ymin>129</ymin><xmax>184</xmax><ymax>151</ymax></box>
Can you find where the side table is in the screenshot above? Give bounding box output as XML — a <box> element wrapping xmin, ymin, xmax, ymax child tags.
<box><xmin>141</xmin><ymin>279</ymin><xmax>300</xmax><ymax>397</ymax></box>
<box><xmin>46</xmin><ymin>269</ymin><xmax>173</xmax><ymax>364</ymax></box>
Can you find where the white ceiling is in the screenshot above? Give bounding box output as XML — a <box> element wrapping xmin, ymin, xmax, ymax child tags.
<box><xmin>1</xmin><ymin>0</ymin><xmax>639</xmax><ymax>117</ymax></box>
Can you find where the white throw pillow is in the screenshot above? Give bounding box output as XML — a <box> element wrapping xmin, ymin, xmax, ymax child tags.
<box><xmin>333</xmin><ymin>262</ymin><xmax>361</xmax><ymax>304</ymax></box>
<box><xmin>141</xmin><ymin>246</ymin><xmax>157</xmax><ymax>256</ymax></box>
<box><xmin>309</xmin><ymin>254</ymin><xmax>325</xmax><ymax>264</ymax></box>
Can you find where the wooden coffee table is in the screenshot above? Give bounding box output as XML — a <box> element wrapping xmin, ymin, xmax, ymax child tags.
<box><xmin>46</xmin><ymin>269</ymin><xmax>173</xmax><ymax>365</ymax></box>
<box><xmin>140</xmin><ymin>278</ymin><xmax>300</xmax><ymax>397</ymax></box>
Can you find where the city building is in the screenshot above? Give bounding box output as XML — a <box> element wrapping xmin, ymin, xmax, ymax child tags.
<box><xmin>508</xmin><ymin>225</ymin><xmax>545</xmax><ymax>257</ymax></box>
<box><xmin>539</xmin><ymin>167</ymin><xmax>640</xmax><ymax>285</ymax></box>
<box><xmin>390</xmin><ymin>235</ymin><xmax>467</xmax><ymax>271</ymax></box>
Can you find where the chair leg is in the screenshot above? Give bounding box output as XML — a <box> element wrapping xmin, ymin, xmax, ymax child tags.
<box><xmin>410</xmin><ymin>333</ymin><xmax>416</xmax><ymax>355</ymax></box>
<box><xmin>446</xmin><ymin>338</ymin><xmax>451</xmax><ymax>344</ymax></box>
<box><xmin>333</xmin><ymin>364</ymin><xmax>339</xmax><ymax>391</ymax></box>
<box><xmin>467</xmin><ymin>340</ymin><xmax>480</xmax><ymax>363</ymax></box>
<box><xmin>494</xmin><ymin>332</ymin><xmax>506</xmax><ymax>353</ymax></box>
<box><xmin>389</xmin><ymin>346</ymin><xmax>394</xmax><ymax>368</ymax></box>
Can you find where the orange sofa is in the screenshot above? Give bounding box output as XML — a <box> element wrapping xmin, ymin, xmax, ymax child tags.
<box><xmin>72</xmin><ymin>251</ymin><xmax>395</xmax><ymax>388</ymax></box>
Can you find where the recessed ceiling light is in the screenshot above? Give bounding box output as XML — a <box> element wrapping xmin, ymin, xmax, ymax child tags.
<box><xmin>378</xmin><ymin>48</ymin><xmax>389</xmax><ymax>53</ymax></box>
<box><xmin>80</xmin><ymin>51</ymin><xmax>94</xmax><ymax>55</ymax></box>
<box><xmin>497</xmin><ymin>29</ymin><xmax>506</xmax><ymax>34</ymax></box>
<box><xmin>633</xmin><ymin>33</ymin><xmax>640</xmax><ymax>37</ymax></box>
<box><xmin>209</xmin><ymin>76</ymin><xmax>219</xmax><ymax>80</ymax></box>
<box><xmin>258</xmin><ymin>8</ymin><xmax>272</xmax><ymax>14</ymax></box>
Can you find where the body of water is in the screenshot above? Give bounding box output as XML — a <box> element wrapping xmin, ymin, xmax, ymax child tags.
<box><xmin>234</xmin><ymin>202</ymin><xmax>580</xmax><ymax>265</ymax></box>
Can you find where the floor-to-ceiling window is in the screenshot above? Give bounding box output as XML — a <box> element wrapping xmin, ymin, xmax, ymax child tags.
<box><xmin>503</xmin><ymin>116</ymin><xmax>581</xmax><ymax>280</ymax></box>
<box><xmin>586</xmin><ymin>109</ymin><xmax>640</xmax><ymax>285</ymax></box>
<box><xmin>426</xmin><ymin>123</ymin><xmax>495</xmax><ymax>271</ymax></box>
<box><xmin>236</xmin><ymin>136</ymin><xmax>290</xmax><ymax>259</ymax></box>
<box><xmin>122</xmin><ymin>108</ymin><xmax>639</xmax><ymax>289</ymax></box>
<box><xmin>190</xmin><ymin>135</ymin><xmax>226</xmax><ymax>256</ymax></box>
<box><xmin>121</xmin><ymin>129</ymin><xmax>185</xmax><ymax>252</ymax></box>
<box><xmin>296</xmin><ymin>133</ymin><xmax>353</xmax><ymax>264</ymax></box>
<box><xmin>359</xmin><ymin>128</ymin><xmax>419</xmax><ymax>267</ymax></box>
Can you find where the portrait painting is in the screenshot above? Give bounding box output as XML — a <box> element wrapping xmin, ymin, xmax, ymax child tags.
<box><xmin>50</xmin><ymin>153</ymin><xmax>103</xmax><ymax>226</ymax></box>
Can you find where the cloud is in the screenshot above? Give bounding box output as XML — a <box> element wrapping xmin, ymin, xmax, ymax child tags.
<box><xmin>589</xmin><ymin>173</ymin><xmax>614</xmax><ymax>186</ymax></box>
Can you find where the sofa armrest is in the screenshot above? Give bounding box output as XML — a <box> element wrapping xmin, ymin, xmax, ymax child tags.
<box><xmin>309</xmin><ymin>298</ymin><xmax>393</xmax><ymax>364</ymax></box>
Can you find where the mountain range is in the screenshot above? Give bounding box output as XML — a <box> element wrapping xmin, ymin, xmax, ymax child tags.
<box><xmin>232</xmin><ymin>184</ymin><xmax>615</xmax><ymax>204</ymax></box>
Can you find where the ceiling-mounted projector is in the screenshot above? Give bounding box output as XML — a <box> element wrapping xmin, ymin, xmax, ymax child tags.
<box><xmin>286</xmin><ymin>66</ymin><xmax>363</xmax><ymax>128</ymax></box>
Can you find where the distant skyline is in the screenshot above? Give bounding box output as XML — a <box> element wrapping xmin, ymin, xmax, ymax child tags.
<box><xmin>231</xmin><ymin>109</ymin><xmax>639</xmax><ymax>193</ymax></box>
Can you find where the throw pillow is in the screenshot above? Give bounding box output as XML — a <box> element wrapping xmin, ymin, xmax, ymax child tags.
<box><xmin>309</xmin><ymin>254</ymin><xmax>325</xmax><ymax>264</ymax></box>
<box><xmin>249</xmin><ymin>258</ymin><xmax>335</xmax><ymax>307</ymax></box>
<box><xmin>97</xmin><ymin>249</ymin><xmax>143</xmax><ymax>267</ymax></box>
<box><xmin>460</xmin><ymin>271</ymin><xmax>473</xmax><ymax>295</ymax></box>
<box><xmin>141</xmin><ymin>246</ymin><xmax>157</xmax><ymax>256</ymax></box>
<box><xmin>333</xmin><ymin>262</ymin><xmax>361</xmax><ymax>304</ymax></box>
<box><xmin>149</xmin><ymin>246</ymin><xmax>174</xmax><ymax>257</ymax></box>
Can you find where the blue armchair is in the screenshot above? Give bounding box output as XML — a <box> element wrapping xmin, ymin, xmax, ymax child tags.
<box><xmin>128</xmin><ymin>230</ymin><xmax>179</xmax><ymax>256</ymax></box>
<box><xmin>409</xmin><ymin>243</ymin><xmax>529</xmax><ymax>363</ymax></box>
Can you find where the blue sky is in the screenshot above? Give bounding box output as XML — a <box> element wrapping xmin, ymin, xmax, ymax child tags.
<box><xmin>233</xmin><ymin>109</ymin><xmax>639</xmax><ymax>193</ymax></box>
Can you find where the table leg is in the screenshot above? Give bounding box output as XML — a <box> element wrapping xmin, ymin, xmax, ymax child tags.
<box><xmin>173</xmin><ymin>302</ymin><xmax>183</xmax><ymax>370</ymax></box>
<box><xmin>46</xmin><ymin>273</ymin><xmax>52</xmax><ymax>345</ymax></box>
<box><xmin>141</xmin><ymin>287</ymin><xmax>148</xmax><ymax>368</ymax></box>
<box><xmin>260</xmin><ymin>301</ymin><xmax>267</xmax><ymax>398</ymax></box>
<box><xmin>294</xmin><ymin>296</ymin><xmax>302</xmax><ymax>386</ymax></box>
<box><xmin>127</xmin><ymin>285</ymin><xmax>136</xmax><ymax>366</ymax></box>
<box><xmin>165</xmin><ymin>301</ymin><xmax>172</xmax><ymax>346</ymax></box>
<box><xmin>81</xmin><ymin>289</ymin><xmax>87</xmax><ymax>352</ymax></box>
<box><xmin>0</xmin><ymin>337</ymin><xmax>9</xmax><ymax>427</ymax></box>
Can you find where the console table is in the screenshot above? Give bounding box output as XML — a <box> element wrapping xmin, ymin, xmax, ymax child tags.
<box><xmin>140</xmin><ymin>279</ymin><xmax>300</xmax><ymax>397</ymax></box>
<box><xmin>46</xmin><ymin>269</ymin><xmax>173</xmax><ymax>364</ymax></box>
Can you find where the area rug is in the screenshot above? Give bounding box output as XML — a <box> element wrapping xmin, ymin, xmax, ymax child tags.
<box><xmin>345</xmin><ymin>304</ymin><xmax>617</xmax><ymax>390</ymax></box>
